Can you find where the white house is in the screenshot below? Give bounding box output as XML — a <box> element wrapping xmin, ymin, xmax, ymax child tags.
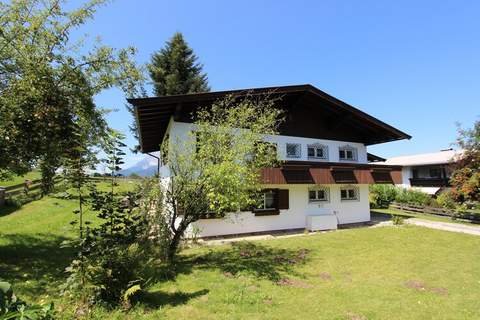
<box><xmin>378</xmin><ymin>149</ymin><xmax>462</xmax><ymax>195</ymax></box>
<box><xmin>129</xmin><ymin>84</ymin><xmax>410</xmax><ymax>237</ymax></box>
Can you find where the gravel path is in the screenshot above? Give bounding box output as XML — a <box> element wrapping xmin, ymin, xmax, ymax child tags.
<box><xmin>406</xmin><ymin>218</ymin><xmax>480</xmax><ymax>236</ymax></box>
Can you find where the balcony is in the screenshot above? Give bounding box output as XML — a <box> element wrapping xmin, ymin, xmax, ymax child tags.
<box><xmin>409</xmin><ymin>178</ymin><xmax>450</xmax><ymax>187</ymax></box>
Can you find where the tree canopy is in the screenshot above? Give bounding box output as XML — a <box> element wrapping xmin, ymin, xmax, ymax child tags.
<box><xmin>148</xmin><ymin>32</ymin><xmax>209</xmax><ymax>96</ymax></box>
<box><xmin>0</xmin><ymin>0</ymin><xmax>144</xmax><ymax>182</ymax></box>
<box><xmin>159</xmin><ymin>95</ymin><xmax>283</xmax><ymax>260</ymax></box>
<box><xmin>450</xmin><ymin>120</ymin><xmax>480</xmax><ymax>202</ymax></box>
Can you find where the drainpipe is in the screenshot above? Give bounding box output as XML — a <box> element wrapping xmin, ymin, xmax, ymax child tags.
<box><xmin>146</xmin><ymin>153</ymin><xmax>160</xmax><ymax>177</ymax></box>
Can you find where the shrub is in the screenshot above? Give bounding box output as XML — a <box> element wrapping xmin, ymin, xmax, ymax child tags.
<box><xmin>369</xmin><ymin>184</ymin><xmax>399</xmax><ymax>208</ymax></box>
<box><xmin>395</xmin><ymin>188</ymin><xmax>432</xmax><ymax>206</ymax></box>
<box><xmin>392</xmin><ymin>215</ymin><xmax>404</xmax><ymax>225</ymax></box>
<box><xmin>436</xmin><ymin>190</ymin><xmax>457</xmax><ymax>209</ymax></box>
<box><xmin>0</xmin><ymin>281</ymin><xmax>54</xmax><ymax>319</ymax></box>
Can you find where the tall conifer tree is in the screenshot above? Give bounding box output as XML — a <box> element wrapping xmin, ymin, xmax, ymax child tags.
<box><xmin>148</xmin><ymin>32</ymin><xmax>210</xmax><ymax>96</ymax></box>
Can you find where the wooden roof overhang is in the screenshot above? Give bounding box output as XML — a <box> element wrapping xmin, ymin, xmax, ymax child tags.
<box><xmin>128</xmin><ymin>84</ymin><xmax>411</xmax><ymax>153</ymax></box>
<box><xmin>261</xmin><ymin>161</ymin><xmax>402</xmax><ymax>185</ymax></box>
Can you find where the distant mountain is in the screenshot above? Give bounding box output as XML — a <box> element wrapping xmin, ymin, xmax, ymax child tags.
<box><xmin>120</xmin><ymin>156</ymin><xmax>158</xmax><ymax>177</ymax></box>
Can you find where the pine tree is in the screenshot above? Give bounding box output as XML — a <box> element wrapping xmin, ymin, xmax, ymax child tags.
<box><xmin>148</xmin><ymin>32</ymin><xmax>210</xmax><ymax>96</ymax></box>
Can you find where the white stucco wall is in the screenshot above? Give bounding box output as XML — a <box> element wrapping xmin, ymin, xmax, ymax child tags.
<box><xmin>162</xmin><ymin>120</ymin><xmax>368</xmax><ymax>170</ymax></box>
<box><xmin>191</xmin><ymin>184</ymin><xmax>370</xmax><ymax>237</ymax></box>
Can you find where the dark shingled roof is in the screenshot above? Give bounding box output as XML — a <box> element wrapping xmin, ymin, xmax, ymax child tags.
<box><xmin>128</xmin><ymin>84</ymin><xmax>411</xmax><ymax>153</ymax></box>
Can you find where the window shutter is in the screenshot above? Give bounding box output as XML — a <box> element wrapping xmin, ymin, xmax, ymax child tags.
<box><xmin>278</xmin><ymin>189</ymin><xmax>289</xmax><ymax>209</ymax></box>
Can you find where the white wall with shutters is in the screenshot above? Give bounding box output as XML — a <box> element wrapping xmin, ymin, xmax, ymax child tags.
<box><xmin>191</xmin><ymin>184</ymin><xmax>370</xmax><ymax>237</ymax></box>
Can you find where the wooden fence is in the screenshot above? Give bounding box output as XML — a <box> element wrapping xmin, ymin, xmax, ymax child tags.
<box><xmin>390</xmin><ymin>202</ymin><xmax>480</xmax><ymax>222</ymax></box>
<box><xmin>0</xmin><ymin>176</ymin><xmax>142</xmax><ymax>207</ymax></box>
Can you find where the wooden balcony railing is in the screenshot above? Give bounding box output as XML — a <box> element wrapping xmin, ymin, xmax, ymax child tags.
<box><xmin>409</xmin><ymin>178</ymin><xmax>450</xmax><ymax>187</ymax></box>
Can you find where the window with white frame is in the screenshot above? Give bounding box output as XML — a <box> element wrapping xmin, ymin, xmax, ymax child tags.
<box><xmin>340</xmin><ymin>186</ymin><xmax>359</xmax><ymax>201</ymax></box>
<box><xmin>339</xmin><ymin>145</ymin><xmax>357</xmax><ymax>161</ymax></box>
<box><xmin>286</xmin><ymin>143</ymin><xmax>301</xmax><ymax>158</ymax></box>
<box><xmin>308</xmin><ymin>187</ymin><xmax>329</xmax><ymax>202</ymax></box>
<box><xmin>258</xmin><ymin>190</ymin><xmax>276</xmax><ymax>210</ymax></box>
<box><xmin>307</xmin><ymin>144</ymin><xmax>328</xmax><ymax>160</ymax></box>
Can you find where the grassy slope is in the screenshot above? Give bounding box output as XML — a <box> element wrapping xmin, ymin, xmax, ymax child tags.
<box><xmin>1</xmin><ymin>194</ymin><xmax>480</xmax><ymax>319</ymax></box>
<box><xmin>0</xmin><ymin>171</ymin><xmax>41</xmax><ymax>187</ymax></box>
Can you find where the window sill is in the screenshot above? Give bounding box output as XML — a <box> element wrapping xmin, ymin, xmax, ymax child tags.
<box><xmin>308</xmin><ymin>200</ymin><xmax>329</xmax><ymax>203</ymax></box>
<box><xmin>308</xmin><ymin>157</ymin><xmax>327</xmax><ymax>160</ymax></box>
<box><xmin>341</xmin><ymin>198</ymin><xmax>359</xmax><ymax>202</ymax></box>
<box><xmin>253</xmin><ymin>209</ymin><xmax>280</xmax><ymax>216</ymax></box>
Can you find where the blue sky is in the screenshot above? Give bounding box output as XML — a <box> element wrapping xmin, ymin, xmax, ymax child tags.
<box><xmin>80</xmin><ymin>0</ymin><xmax>480</xmax><ymax>168</ymax></box>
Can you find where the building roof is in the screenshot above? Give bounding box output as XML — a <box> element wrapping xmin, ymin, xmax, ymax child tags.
<box><xmin>380</xmin><ymin>149</ymin><xmax>462</xmax><ymax>166</ymax></box>
<box><xmin>128</xmin><ymin>84</ymin><xmax>411</xmax><ymax>153</ymax></box>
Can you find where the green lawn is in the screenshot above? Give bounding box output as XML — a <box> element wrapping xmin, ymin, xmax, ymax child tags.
<box><xmin>0</xmin><ymin>170</ymin><xmax>41</xmax><ymax>187</ymax></box>
<box><xmin>1</xmin><ymin>197</ymin><xmax>480</xmax><ymax>319</ymax></box>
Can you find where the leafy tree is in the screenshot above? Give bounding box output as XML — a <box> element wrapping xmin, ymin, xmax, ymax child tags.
<box><xmin>450</xmin><ymin>120</ymin><xmax>480</xmax><ymax>202</ymax></box>
<box><xmin>0</xmin><ymin>0</ymin><xmax>144</xmax><ymax>190</ymax></box>
<box><xmin>148</xmin><ymin>32</ymin><xmax>209</xmax><ymax>96</ymax></box>
<box><xmin>158</xmin><ymin>95</ymin><xmax>283</xmax><ymax>262</ymax></box>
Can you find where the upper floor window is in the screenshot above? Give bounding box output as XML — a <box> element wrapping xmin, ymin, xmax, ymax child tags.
<box><xmin>308</xmin><ymin>187</ymin><xmax>329</xmax><ymax>202</ymax></box>
<box><xmin>307</xmin><ymin>144</ymin><xmax>328</xmax><ymax>160</ymax></box>
<box><xmin>339</xmin><ymin>145</ymin><xmax>357</xmax><ymax>161</ymax></box>
<box><xmin>340</xmin><ymin>186</ymin><xmax>359</xmax><ymax>201</ymax></box>
<box><xmin>286</xmin><ymin>143</ymin><xmax>301</xmax><ymax>158</ymax></box>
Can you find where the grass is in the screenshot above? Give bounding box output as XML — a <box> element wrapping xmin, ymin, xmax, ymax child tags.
<box><xmin>1</xmin><ymin>195</ymin><xmax>480</xmax><ymax>319</ymax></box>
<box><xmin>0</xmin><ymin>170</ymin><xmax>41</xmax><ymax>187</ymax></box>
<box><xmin>372</xmin><ymin>207</ymin><xmax>480</xmax><ymax>226</ymax></box>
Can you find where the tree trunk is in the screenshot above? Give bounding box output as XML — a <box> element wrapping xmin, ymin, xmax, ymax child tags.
<box><xmin>40</xmin><ymin>159</ymin><xmax>57</xmax><ymax>195</ymax></box>
<box><xmin>167</xmin><ymin>225</ymin><xmax>186</xmax><ymax>263</ymax></box>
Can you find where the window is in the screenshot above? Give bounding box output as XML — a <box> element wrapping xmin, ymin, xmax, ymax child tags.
<box><xmin>308</xmin><ymin>187</ymin><xmax>329</xmax><ymax>202</ymax></box>
<box><xmin>286</xmin><ymin>143</ymin><xmax>301</xmax><ymax>158</ymax></box>
<box><xmin>307</xmin><ymin>144</ymin><xmax>328</xmax><ymax>159</ymax></box>
<box><xmin>258</xmin><ymin>190</ymin><xmax>276</xmax><ymax>210</ymax></box>
<box><xmin>429</xmin><ymin>168</ymin><xmax>441</xmax><ymax>178</ymax></box>
<box><xmin>339</xmin><ymin>145</ymin><xmax>357</xmax><ymax>161</ymax></box>
<box><xmin>340</xmin><ymin>187</ymin><xmax>359</xmax><ymax>201</ymax></box>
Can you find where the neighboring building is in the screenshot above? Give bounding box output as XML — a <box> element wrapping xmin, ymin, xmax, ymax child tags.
<box><xmin>378</xmin><ymin>149</ymin><xmax>462</xmax><ymax>195</ymax></box>
<box><xmin>129</xmin><ymin>84</ymin><xmax>410</xmax><ymax>237</ymax></box>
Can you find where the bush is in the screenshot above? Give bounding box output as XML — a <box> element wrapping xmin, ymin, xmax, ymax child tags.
<box><xmin>392</xmin><ymin>215</ymin><xmax>404</xmax><ymax>225</ymax></box>
<box><xmin>395</xmin><ymin>188</ymin><xmax>432</xmax><ymax>206</ymax></box>
<box><xmin>0</xmin><ymin>281</ymin><xmax>54</xmax><ymax>319</ymax></box>
<box><xmin>369</xmin><ymin>184</ymin><xmax>399</xmax><ymax>208</ymax></box>
<box><xmin>436</xmin><ymin>190</ymin><xmax>457</xmax><ymax>209</ymax></box>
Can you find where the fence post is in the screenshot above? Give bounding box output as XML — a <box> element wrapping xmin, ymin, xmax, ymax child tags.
<box><xmin>0</xmin><ymin>187</ymin><xmax>5</xmax><ymax>207</ymax></box>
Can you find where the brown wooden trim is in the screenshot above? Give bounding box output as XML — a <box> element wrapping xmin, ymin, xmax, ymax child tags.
<box><xmin>254</xmin><ymin>209</ymin><xmax>280</xmax><ymax>216</ymax></box>
<box><xmin>261</xmin><ymin>162</ymin><xmax>403</xmax><ymax>185</ymax></box>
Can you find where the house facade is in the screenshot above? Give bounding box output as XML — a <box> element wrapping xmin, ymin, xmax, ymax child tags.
<box><xmin>378</xmin><ymin>149</ymin><xmax>461</xmax><ymax>195</ymax></box>
<box><xmin>129</xmin><ymin>84</ymin><xmax>410</xmax><ymax>237</ymax></box>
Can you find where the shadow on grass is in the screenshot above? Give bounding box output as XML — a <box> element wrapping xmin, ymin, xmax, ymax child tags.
<box><xmin>0</xmin><ymin>233</ymin><xmax>73</xmax><ymax>297</ymax></box>
<box><xmin>0</xmin><ymin>203</ymin><xmax>21</xmax><ymax>217</ymax></box>
<box><xmin>177</xmin><ymin>241</ymin><xmax>310</xmax><ymax>282</ymax></box>
<box><xmin>138</xmin><ymin>289</ymin><xmax>209</xmax><ymax>309</ymax></box>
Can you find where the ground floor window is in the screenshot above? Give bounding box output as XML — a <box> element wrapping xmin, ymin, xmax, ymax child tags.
<box><xmin>340</xmin><ymin>187</ymin><xmax>359</xmax><ymax>201</ymax></box>
<box><xmin>258</xmin><ymin>190</ymin><xmax>276</xmax><ymax>210</ymax></box>
<box><xmin>308</xmin><ymin>187</ymin><xmax>329</xmax><ymax>202</ymax></box>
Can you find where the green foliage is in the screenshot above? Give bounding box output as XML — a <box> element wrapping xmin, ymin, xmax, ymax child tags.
<box><xmin>0</xmin><ymin>0</ymin><xmax>144</xmax><ymax>184</ymax></box>
<box><xmin>148</xmin><ymin>32</ymin><xmax>209</xmax><ymax>97</ymax></box>
<box><xmin>0</xmin><ymin>281</ymin><xmax>54</xmax><ymax>319</ymax></box>
<box><xmin>391</xmin><ymin>215</ymin><xmax>404</xmax><ymax>225</ymax></box>
<box><xmin>395</xmin><ymin>188</ymin><xmax>432</xmax><ymax>206</ymax></box>
<box><xmin>63</xmin><ymin>132</ymin><xmax>156</xmax><ymax>308</ymax></box>
<box><xmin>436</xmin><ymin>190</ymin><xmax>457</xmax><ymax>209</ymax></box>
<box><xmin>369</xmin><ymin>184</ymin><xmax>399</xmax><ymax>208</ymax></box>
<box><xmin>450</xmin><ymin>120</ymin><xmax>480</xmax><ymax>202</ymax></box>
<box><xmin>160</xmin><ymin>95</ymin><xmax>283</xmax><ymax>261</ymax></box>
